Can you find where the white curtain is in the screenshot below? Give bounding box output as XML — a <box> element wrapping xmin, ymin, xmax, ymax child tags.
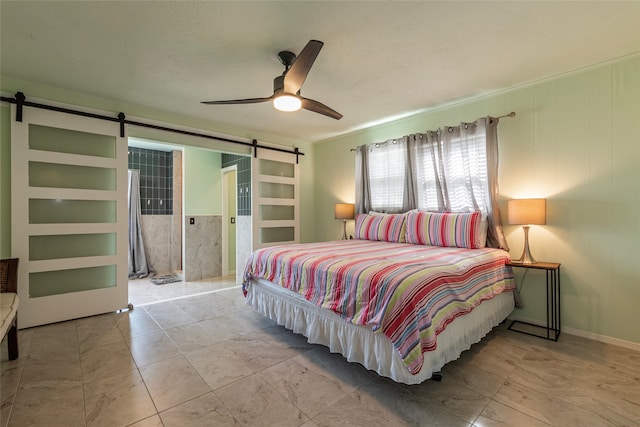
<box><xmin>128</xmin><ymin>170</ymin><xmax>154</xmax><ymax>279</ymax></box>
<box><xmin>355</xmin><ymin>117</ymin><xmax>508</xmax><ymax>250</ymax></box>
<box><xmin>355</xmin><ymin>137</ymin><xmax>416</xmax><ymax>214</ymax></box>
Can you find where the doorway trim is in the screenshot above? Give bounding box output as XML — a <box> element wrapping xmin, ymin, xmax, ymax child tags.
<box><xmin>221</xmin><ymin>165</ymin><xmax>237</xmax><ymax>276</ymax></box>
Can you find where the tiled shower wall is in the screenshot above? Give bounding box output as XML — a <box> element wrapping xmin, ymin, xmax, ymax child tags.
<box><xmin>128</xmin><ymin>147</ymin><xmax>173</xmax><ymax>215</ymax></box>
<box><xmin>128</xmin><ymin>147</ymin><xmax>177</xmax><ymax>275</ymax></box>
<box><xmin>184</xmin><ymin>215</ymin><xmax>222</xmax><ymax>281</ymax></box>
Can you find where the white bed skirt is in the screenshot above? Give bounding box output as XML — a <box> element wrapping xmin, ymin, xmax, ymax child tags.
<box><xmin>246</xmin><ymin>278</ymin><xmax>515</xmax><ymax>385</ymax></box>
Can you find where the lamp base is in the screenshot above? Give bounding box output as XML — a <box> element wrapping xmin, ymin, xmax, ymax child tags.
<box><xmin>342</xmin><ymin>220</ymin><xmax>348</xmax><ymax>240</ymax></box>
<box><xmin>514</xmin><ymin>225</ymin><xmax>536</xmax><ymax>264</ymax></box>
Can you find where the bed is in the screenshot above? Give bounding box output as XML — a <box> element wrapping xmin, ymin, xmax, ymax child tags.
<box><xmin>243</xmin><ymin>214</ymin><xmax>515</xmax><ymax>384</ymax></box>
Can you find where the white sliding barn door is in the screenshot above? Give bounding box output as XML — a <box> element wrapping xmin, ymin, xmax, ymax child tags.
<box><xmin>11</xmin><ymin>105</ymin><xmax>128</xmax><ymax>328</ymax></box>
<box><xmin>251</xmin><ymin>148</ymin><xmax>300</xmax><ymax>250</ymax></box>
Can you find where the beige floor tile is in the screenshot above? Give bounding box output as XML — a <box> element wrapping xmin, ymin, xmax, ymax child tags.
<box><xmin>128</xmin><ymin>414</ymin><xmax>164</xmax><ymax>427</ymax></box>
<box><xmin>116</xmin><ymin>309</ymin><xmax>163</xmax><ymax>339</ymax></box>
<box><xmin>508</xmin><ymin>364</ymin><xmax>638</xmax><ymax>426</ymax></box>
<box><xmin>77</xmin><ymin>324</ymin><xmax>124</xmax><ymax>354</ymax></box>
<box><xmin>313</xmin><ymin>378</ymin><xmax>470</xmax><ymax>427</ymax></box>
<box><xmin>199</xmin><ymin>314</ymin><xmax>248</xmax><ymax>341</ymax></box>
<box><xmin>216</xmin><ymin>291</ymin><xmax>250</xmax><ymax>315</ymax></box>
<box><xmin>4</xmin><ymin>281</ymin><xmax>640</xmax><ymax>427</ymax></box>
<box><xmin>219</xmin><ymin>335</ymin><xmax>301</xmax><ymax>371</ymax></box>
<box><xmin>27</xmin><ymin>324</ymin><xmax>80</xmax><ymax>363</ymax></box>
<box><xmin>295</xmin><ymin>347</ymin><xmax>377</xmax><ymax>389</ymax></box>
<box><xmin>9</xmin><ymin>380</ymin><xmax>85</xmax><ymax>427</ymax></box>
<box><xmin>494</xmin><ymin>379</ymin><xmax>625</xmax><ymax>427</ymax></box>
<box><xmin>83</xmin><ymin>369</ymin><xmax>156</xmax><ymax>427</ymax></box>
<box><xmin>0</xmin><ymin>363</ymin><xmax>22</xmax><ymax>427</ymax></box>
<box><xmin>160</xmin><ymin>392</ymin><xmax>240</xmax><ymax>427</ymax></box>
<box><xmin>128</xmin><ymin>330</ymin><xmax>182</xmax><ymax>367</ymax></box>
<box><xmin>441</xmin><ymin>358</ymin><xmax>505</xmax><ymax>398</ymax></box>
<box><xmin>232</xmin><ymin>306</ymin><xmax>279</xmax><ymax>330</ymax></box>
<box><xmin>404</xmin><ymin>376</ymin><xmax>491</xmax><ymax>423</ymax></box>
<box><xmin>80</xmin><ymin>339</ymin><xmax>137</xmax><ymax>384</ymax></box>
<box><xmin>76</xmin><ymin>313</ymin><xmax>118</xmax><ymax>335</ymax></box>
<box><xmin>144</xmin><ymin>302</ymin><xmax>196</xmax><ymax>330</ymax></box>
<box><xmin>245</xmin><ymin>323</ymin><xmax>318</xmax><ymax>353</ymax></box>
<box><xmin>197</xmin><ymin>292</ymin><xmax>243</xmax><ymax>317</ymax></box>
<box><xmin>170</xmin><ymin>297</ymin><xmax>222</xmax><ymax>322</ymax></box>
<box><xmin>456</xmin><ymin>339</ymin><xmax>520</xmax><ymax>380</ymax></box>
<box><xmin>20</xmin><ymin>357</ymin><xmax>82</xmax><ymax>385</ymax></box>
<box><xmin>474</xmin><ymin>400</ymin><xmax>550</xmax><ymax>427</ymax></box>
<box><xmin>215</xmin><ymin>375</ymin><xmax>309</xmax><ymax>427</ymax></box>
<box><xmin>139</xmin><ymin>355</ymin><xmax>211</xmax><ymax>412</ymax></box>
<box><xmin>185</xmin><ymin>342</ymin><xmax>260</xmax><ymax>390</ymax></box>
<box><xmin>165</xmin><ymin>322</ymin><xmax>223</xmax><ymax>352</ymax></box>
<box><xmin>260</xmin><ymin>358</ymin><xmax>355</xmax><ymax>418</ymax></box>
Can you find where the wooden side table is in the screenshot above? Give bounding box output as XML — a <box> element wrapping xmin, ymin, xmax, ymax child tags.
<box><xmin>507</xmin><ymin>261</ymin><xmax>561</xmax><ymax>341</ymax></box>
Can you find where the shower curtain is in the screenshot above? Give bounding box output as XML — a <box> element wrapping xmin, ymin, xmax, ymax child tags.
<box><xmin>128</xmin><ymin>170</ymin><xmax>153</xmax><ymax>279</ymax></box>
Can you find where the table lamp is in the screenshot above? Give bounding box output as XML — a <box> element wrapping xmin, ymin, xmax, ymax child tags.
<box><xmin>508</xmin><ymin>198</ymin><xmax>546</xmax><ymax>264</ymax></box>
<box><xmin>334</xmin><ymin>203</ymin><xmax>355</xmax><ymax>240</ymax></box>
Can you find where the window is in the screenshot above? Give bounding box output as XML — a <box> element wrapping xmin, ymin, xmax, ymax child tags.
<box><xmin>357</xmin><ymin>121</ymin><xmax>490</xmax><ymax>215</ymax></box>
<box><xmin>416</xmin><ymin>129</ymin><xmax>488</xmax><ymax>213</ymax></box>
<box><xmin>368</xmin><ymin>141</ymin><xmax>406</xmax><ymax>212</ymax></box>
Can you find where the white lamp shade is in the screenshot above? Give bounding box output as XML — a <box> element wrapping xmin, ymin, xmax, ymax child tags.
<box><xmin>334</xmin><ymin>203</ymin><xmax>355</xmax><ymax>220</ymax></box>
<box><xmin>508</xmin><ymin>199</ymin><xmax>546</xmax><ymax>225</ymax></box>
<box><xmin>273</xmin><ymin>94</ymin><xmax>301</xmax><ymax>112</ymax></box>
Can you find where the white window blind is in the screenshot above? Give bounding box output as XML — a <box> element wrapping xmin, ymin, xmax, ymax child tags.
<box><xmin>417</xmin><ymin>130</ymin><xmax>488</xmax><ymax>213</ymax></box>
<box><xmin>368</xmin><ymin>141</ymin><xmax>405</xmax><ymax>212</ymax></box>
<box><xmin>365</xmin><ymin>126</ymin><xmax>489</xmax><ymax>214</ymax></box>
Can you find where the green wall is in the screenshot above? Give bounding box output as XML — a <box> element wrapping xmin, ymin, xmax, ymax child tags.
<box><xmin>183</xmin><ymin>147</ymin><xmax>221</xmax><ymax>215</ymax></box>
<box><xmin>313</xmin><ymin>54</ymin><xmax>640</xmax><ymax>345</ymax></box>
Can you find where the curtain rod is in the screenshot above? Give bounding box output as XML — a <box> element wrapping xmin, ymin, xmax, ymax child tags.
<box><xmin>349</xmin><ymin>112</ymin><xmax>516</xmax><ymax>152</ymax></box>
<box><xmin>0</xmin><ymin>92</ymin><xmax>305</xmax><ymax>162</ymax></box>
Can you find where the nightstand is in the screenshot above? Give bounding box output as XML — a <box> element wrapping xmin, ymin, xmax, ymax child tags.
<box><xmin>507</xmin><ymin>261</ymin><xmax>561</xmax><ymax>341</ymax></box>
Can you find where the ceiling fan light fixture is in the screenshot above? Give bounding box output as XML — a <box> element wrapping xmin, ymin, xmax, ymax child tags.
<box><xmin>273</xmin><ymin>94</ymin><xmax>301</xmax><ymax>112</ymax></box>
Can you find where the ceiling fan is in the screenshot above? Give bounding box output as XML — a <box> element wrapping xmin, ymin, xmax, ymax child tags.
<box><xmin>202</xmin><ymin>40</ymin><xmax>342</xmax><ymax>120</ymax></box>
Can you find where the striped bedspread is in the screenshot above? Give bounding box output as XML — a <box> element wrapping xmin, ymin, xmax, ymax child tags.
<box><xmin>243</xmin><ymin>240</ymin><xmax>515</xmax><ymax>374</ymax></box>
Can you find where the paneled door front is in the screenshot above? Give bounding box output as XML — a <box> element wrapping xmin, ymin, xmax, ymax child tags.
<box><xmin>251</xmin><ymin>147</ymin><xmax>300</xmax><ymax>251</ymax></box>
<box><xmin>11</xmin><ymin>105</ymin><xmax>128</xmax><ymax>328</ymax></box>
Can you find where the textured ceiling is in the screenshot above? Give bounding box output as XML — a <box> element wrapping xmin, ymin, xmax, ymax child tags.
<box><xmin>2</xmin><ymin>1</ymin><xmax>639</xmax><ymax>144</ymax></box>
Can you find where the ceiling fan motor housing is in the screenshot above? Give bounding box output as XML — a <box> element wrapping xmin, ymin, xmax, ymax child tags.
<box><xmin>273</xmin><ymin>75</ymin><xmax>285</xmax><ymax>95</ymax></box>
<box><xmin>278</xmin><ymin>50</ymin><xmax>297</xmax><ymax>69</ymax></box>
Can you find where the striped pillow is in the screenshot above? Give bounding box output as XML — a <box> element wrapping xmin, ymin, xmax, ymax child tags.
<box><xmin>405</xmin><ymin>210</ymin><xmax>482</xmax><ymax>249</ymax></box>
<box><xmin>354</xmin><ymin>213</ymin><xmax>406</xmax><ymax>243</ymax></box>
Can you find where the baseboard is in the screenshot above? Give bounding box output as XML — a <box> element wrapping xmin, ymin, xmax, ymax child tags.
<box><xmin>508</xmin><ymin>316</ymin><xmax>640</xmax><ymax>352</ymax></box>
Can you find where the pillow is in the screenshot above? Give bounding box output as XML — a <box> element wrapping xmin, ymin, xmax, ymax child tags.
<box><xmin>405</xmin><ymin>210</ymin><xmax>482</xmax><ymax>249</ymax></box>
<box><xmin>355</xmin><ymin>213</ymin><xmax>406</xmax><ymax>243</ymax></box>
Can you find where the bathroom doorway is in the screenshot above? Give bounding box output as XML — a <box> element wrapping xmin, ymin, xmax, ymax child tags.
<box><xmin>126</xmin><ymin>139</ymin><xmax>250</xmax><ymax>306</ymax></box>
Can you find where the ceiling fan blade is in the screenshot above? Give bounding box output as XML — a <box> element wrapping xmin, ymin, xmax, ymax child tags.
<box><xmin>300</xmin><ymin>97</ymin><xmax>343</xmax><ymax>120</ymax></box>
<box><xmin>201</xmin><ymin>96</ymin><xmax>272</xmax><ymax>105</ymax></box>
<box><xmin>284</xmin><ymin>40</ymin><xmax>324</xmax><ymax>94</ymax></box>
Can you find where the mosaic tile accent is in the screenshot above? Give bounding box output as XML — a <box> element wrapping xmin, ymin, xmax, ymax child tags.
<box><xmin>128</xmin><ymin>147</ymin><xmax>173</xmax><ymax>215</ymax></box>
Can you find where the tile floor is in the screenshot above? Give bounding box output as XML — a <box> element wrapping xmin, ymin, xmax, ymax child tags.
<box><xmin>2</xmin><ymin>277</ymin><xmax>640</xmax><ymax>427</ymax></box>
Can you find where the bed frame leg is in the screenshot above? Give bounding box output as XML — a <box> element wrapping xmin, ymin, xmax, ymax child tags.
<box><xmin>431</xmin><ymin>372</ymin><xmax>442</xmax><ymax>382</ymax></box>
